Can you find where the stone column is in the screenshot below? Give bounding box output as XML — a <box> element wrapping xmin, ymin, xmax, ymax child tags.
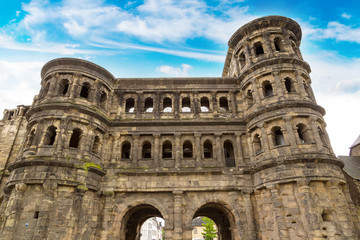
<box><xmin>294</xmin><ymin>71</ymin><xmax>306</xmax><ymax>99</ymax></box>
<box><xmin>173</xmin><ymin>191</ymin><xmax>183</xmax><ymax>239</ymax></box>
<box><xmin>283</xmin><ymin>116</ymin><xmax>298</xmax><ymax>152</ymax></box>
<box><xmin>175</xmin><ymin>133</ymin><xmax>181</xmax><ymax>169</ymax></box>
<box><xmin>235</xmin><ymin>132</ymin><xmax>245</xmax><ymax>166</ymax></box>
<box><xmin>211</xmin><ymin>91</ymin><xmax>218</xmax><ymax>116</ymax></box>
<box><xmin>272</xmin><ymin>71</ymin><xmax>285</xmax><ymax>100</ymax></box>
<box><xmin>251</xmin><ymin>80</ymin><xmax>262</xmax><ymax>104</ymax></box>
<box><xmin>136</xmin><ymin>91</ymin><xmax>143</xmax><ymax>118</ymax></box>
<box><xmin>246</xmin><ymin>132</ymin><xmax>255</xmax><ymax>161</ymax></box>
<box><xmin>243</xmin><ymin>191</ymin><xmax>256</xmax><ymax>239</ymax></box>
<box><xmin>174</xmin><ymin>92</ymin><xmax>180</xmax><ymax>118</ymax></box>
<box><xmin>193</xmin><ymin>92</ymin><xmax>199</xmax><ymax>118</ymax></box>
<box><xmin>244</xmin><ymin>41</ymin><xmax>254</xmax><ymax>64</ymax></box>
<box><xmin>153</xmin><ymin>134</ymin><xmax>160</xmax><ymax>167</ymax></box>
<box><xmin>259</xmin><ymin>123</ymin><xmax>270</xmax><ymax>152</ymax></box>
<box><xmin>215</xmin><ymin>133</ymin><xmax>223</xmax><ymax>167</ymax></box>
<box><xmin>48</xmin><ymin>74</ymin><xmax>58</xmax><ymax>98</ymax></box>
<box><xmin>69</xmin><ymin>74</ymin><xmax>80</xmax><ymax>99</ymax></box>
<box><xmin>155</xmin><ymin>92</ymin><xmax>160</xmax><ymax>119</ymax></box>
<box><xmin>55</xmin><ymin>128</ymin><xmax>62</xmax><ymax>156</ymax></box>
<box><xmin>309</xmin><ymin>117</ymin><xmax>323</xmax><ymax>151</ymax></box>
<box><xmin>295</xmin><ymin>180</ymin><xmax>314</xmax><ymax>238</ymax></box>
<box><xmin>195</xmin><ymin>133</ymin><xmax>202</xmax><ymax>168</ymax></box>
<box><xmin>132</xmin><ymin>135</ymin><xmax>139</xmax><ymax>167</ymax></box>
<box><xmin>263</xmin><ymin>32</ymin><xmax>274</xmax><ymax>57</ymax></box>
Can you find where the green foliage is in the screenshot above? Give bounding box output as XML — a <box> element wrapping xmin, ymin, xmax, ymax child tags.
<box><xmin>201</xmin><ymin>217</ymin><xmax>217</xmax><ymax>240</ymax></box>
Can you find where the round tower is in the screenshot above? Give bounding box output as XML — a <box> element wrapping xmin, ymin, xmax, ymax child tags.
<box><xmin>223</xmin><ymin>16</ymin><xmax>358</xmax><ymax>239</ymax></box>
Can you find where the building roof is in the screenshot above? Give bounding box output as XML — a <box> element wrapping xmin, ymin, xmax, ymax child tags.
<box><xmin>350</xmin><ymin>134</ymin><xmax>360</xmax><ymax>149</ymax></box>
<box><xmin>192</xmin><ymin>217</ymin><xmax>204</xmax><ymax>227</ymax></box>
<box><xmin>338</xmin><ymin>156</ymin><xmax>360</xmax><ymax>180</ymax></box>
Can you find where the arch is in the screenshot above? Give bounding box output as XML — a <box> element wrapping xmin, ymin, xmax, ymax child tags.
<box><xmin>58</xmin><ymin>79</ymin><xmax>69</xmax><ymax>96</ymax></box>
<box><xmin>69</xmin><ymin>128</ymin><xmax>82</xmax><ymax>148</ymax></box>
<box><xmin>262</xmin><ymin>81</ymin><xmax>273</xmax><ymax>97</ymax></box>
<box><xmin>122</xmin><ymin>141</ymin><xmax>131</xmax><ymax>159</ymax></box>
<box><xmin>254</xmin><ymin>41</ymin><xmax>264</xmax><ymax>55</ymax></box>
<box><xmin>144</xmin><ymin>97</ymin><xmax>153</xmax><ymax>113</ymax></box>
<box><xmin>43</xmin><ymin>125</ymin><xmax>57</xmax><ymax>146</ymax></box>
<box><xmin>253</xmin><ymin>134</ymin><xmax>262</xmax><ymax>154</ymax></box>
<box><xmin>92</xmin><ymin>136</ymin><xmax>101</xmax><ymax>154</ymax></box>
<box><xmin>224</xmin><ymin>140</ymin><xmax>235</xmax><ymax>167</ymax></box>
<box><xmin>80</xmin><ymin>82</ymin><xmax>90</xmax><ymax>99</ymax></box>
<box><xmin>274</xmin><ymin>37</ymin><xmax>283</xmax><ymax>52</ymax></box>
<box><xmin>203</xmin><ymin>140</ymin><xmax>213</xmax><ymax>158</ymax></box>
<box><xmin>219</xmin><ymin>97</ymin><xmax>229</xmax><ymax>112</ymax></box>
<box><xmin>100</xmin><ymin>91</ymin><xmax>107</xmax><ymax>108</ymax></box>
<box><xmin>181</xmin><ymin>97</ymin><xmax>191</xmax><ymax>112</ymax></box>
<box><xmin>296</xmin><ymin>123</ymin><xmax>311</xmax><ymax>143</ymax></box>
<box><xmin>126</xmin><ymin>98</ymin><xmax>135</xmax><ymax>113</ymax></box>
<box><xmin>183</xmin><ymin>140</ymin><xmax>193</xmax><ymax>158</ymax></box>
<box><xmin>271</xmin><ymin>126</ymin><xmax>285</xmax><ymax>146</ymax></box>
<box><xmin>163</xmin><ymin>97</ymin><xmax>172</xmax><ymax>112</ymax></box>
<box><xmin>284</xmin><ymin>77</ymin><xmax>296</xmax><ymax>93</ymax></box>
<box><xmin>162</xmin><ymin>140</ymin><xmax>172</xmax><ymax>159</ymax></box>
<box><xmin>192</xmin><ymin>203</ymin><xmax>236</xmax><ymax>240</ymax></box>
<box><xmin>142</xmin><ymin>141</ymin><xmax>152</xmax><ymax>159</ymax></box>
<box><xmin>200</xmin><ymin>97</ymin><xmax>210</xmax><ymax>112</ymax></box>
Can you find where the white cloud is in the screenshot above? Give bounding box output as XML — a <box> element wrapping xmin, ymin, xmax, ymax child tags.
<box><xmin>156</xmin><ymin>63</ymin><xmax>193</xmax><ymax>77</ymax></box>
<box><xmin>341</xmin><ymin>13</ymin><xmax>352</xmax><ymax>19</ymax></box>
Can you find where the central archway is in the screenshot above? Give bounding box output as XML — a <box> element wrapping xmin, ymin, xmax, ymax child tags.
<box><xmin>193</xmin><ymin>203</ymin><xmax>234</xmax><ymax>240</ymax></box>
<box><xmin>121</xmin><ymin>204</ymin><xmax>163</xmax><ymax>240</ymax></box>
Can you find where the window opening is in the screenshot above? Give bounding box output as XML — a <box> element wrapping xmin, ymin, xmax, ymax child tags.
<box><xmin>59</xmin><ymin>79</ymin><xmax>69</xmax><ymax>95</ymax></box>
<box><xmin>69</xmin><ymin>128</ymin><xmax>82</xmax><ymax>148</ymax></box>
<box><xmin>219</xmin><ymin>97</ymin><xmax>229</xmax><ymax>111</ymax></box>
<box><xmin>100</xmin><ymin>91</ymin><xmax>107</xmax><ymax>108</ymax></box>
<box><xmin>203</xmin><ymin>140</ymin><xmax>213</xmax><ymax>158</ymax></box>
<box><xmin>163</xmin><ymin>97</ymin><xmax>172</xmax><ymax>112</ymax></box>
<box><xmin>200</xmin><ymin>97</ymin><xmax>210</xmax><ymax>112</ymax></box>
<box><xmin>183</xmin><ymin>141</ymin><xmax>193</xmax><ymax>158</ymax></box>
<box><xmin>239</xmin><ymin>52</ymin><xmax>246</xmax><ymax>68</ymax></box>
<box><xmin>80</xmin><ymin>83</ymin><xmax>90</xmax><ymax>98</ymax></box>
<box><xmin>181</xmin><ymin>97</ymin><xmax>191</xmax><ymax>112</ymax></box>
<box><xmin>92</xmin><ymin>136</ymin><xmax>101</xmax><ymax>154</ymax></box>
<box><xmin>162</xmin><ymin>141</ymin><xmax>172</xmax><ymax>159</ymax></box>
<box><xmin>34</xmin><ymin>211</ymin><xmax>40</xmax><ymax>219</ymax></box>
<box><xmin>272</xmin><ymin>127</ymin><xmax>285</xmax><ymax>146</ymax></box>
<box><xmin>142</xmin><ymin>141</ymin><xmax>152</xmax><ymax>159</ymax></box>
<box><xmin>297</xmin><ymin>123</ymin><xmax>311</xmax><ymax>143</ymax></box>
<box><xmin>274</xmin><ymin>37</ymin><xmax>283</xmax><ymax>52</ymax></box>
<box><xmin>125</xmin><ymin>98</ymin><xmax>135</xmax><ymax>113</ymax></box>
<box><xmin>43</xmin><ymin>126</ymin><xmax>57</xmax><ymax>146</ymax></box>
<box><xmin>224</xmin><ymin>141</ymin><xmax>235</xmax><ymax>167</ymax></box>
<box><xmin>122</xmin><ymin>142</ymin><xmax>131</xmax><ymax>159</ymax></box>
<box><xmin>246</xmin><ymin>89</ymin><xmax>254</xmax><ymax>105</ymax></box>
<box><xmin>254</xmin><ymin>42</ymin><xmax>264</xmax><ymax>55</ymax></box>
<box><xmin>263</xmin><ymin>81</ymin><xmax>273</xmax><ymax>97</ymax></box>
<box><xmin>253</xmin><ymin>134</ymin><xmax>262</xmax><ymax>154</ymax></box>
<box><xmin>144</xmin><ymin>98</ymin><xmax>153</xmax><ymax>113</ymax></box>
<box><xmin>8</xmin><ymin>111</ymin><xmax>14</xmax><ymax>120</ymax></box>
<box><xmin>285</xmin><ymin>77</ymin><xmax>296</xmax><ymax>93</ymax></box>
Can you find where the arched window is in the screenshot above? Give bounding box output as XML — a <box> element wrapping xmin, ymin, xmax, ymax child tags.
<box><xmin>272</xmin><ymin>127</ymin><xmax>285</xmax><ymax>146</ymax></box>
<box><xmin>26</xmin><ymin>129</ymin><xmax>36</xmax><ymax>148</ymax></box>
<box><xmin>181</xmin><ymin>97</ymin><xmax>191</xmax><ymax>112</ymax></box>
<box><xmin>246</xmin><ymin>89</ymin><xmax>254</xmax><ymax>105</ymax></box>
<box><xmin>58</xmin><ymin>79</ymin><xmax>69</xmax><ymax>96</ymax></box>
<box><xmin>80</xmin><ymin>82</ymin><xmax>90</xmax><ymax>99</ymax></box>
<box><xmin>92</xmin><ymin>136</ymin><xmax>101</xmax><ymax>154</ymax></box>
<box><xmin>69</xmin><ymin>128</ymin><xmax>82</xmax><ymax>148</ymax></box>
<box><xmin>183</xmin><ymin>141</ymin><xmax>193</xmax><ymax>158</ymax></box>
<box><xmin>262</xmin><ymin>81</ymin><xmax>273</xmax><ymax>97</ymax></box>
<box><xmin>239</xmin><ymin>52</ymin><xmax>246</xmax><ymax>68</ymax></box>
<box><xmin>203</xmin><ymin>140</ymin><xmax>213</xmax><ymax>158</ymax></box>
<box><xmin>318</xmin><ymin>127</ymin><xmax>327</xmax><ymax>146</ymax></box>
<box><xmin>162</xmin><ymin>141</ymin><xmax>172</xmax><ymax>159</ymax></box>
<box><xmin>297</xmin><ymin>123</ymin><xmax>311</xmax><ymax>143</ymax></box>
<box><xmin>144</xmin><ymin>98</ymin><xmax>153</xmax><ymax>113</ymax></box>
<box><xmin>254</xmin><ymin>42</ymin><xmax>264</xmax><ymax>55</ymax></box>
<box><xmin>163</xmin><ymin>97</ymin><xmax>172</xmax><ymax>112</ymax></box>
<box><xmin>200</xmin><ymin>97</ymin><xmax>210</xmax><ymax>112</ymax></box>
<box><xmin>43</xmin><ymin>126</ymin><xmax>57</xmax><ymax>146</ymax></box>
<box><xmin>100</xmin><ymin>91</ymin><xmax>107</xmax><ymax>108</ymax></box>
<box><xmin>142</xmin><ymin>141</ymin><xmax>152</xmax><ymax>159</ymax></box>
<box><xmin>126</xmin><ymin>98</ymin><xmax>135</xmax><ymax>113</ymax></box>
<box><xmin>274</xmin><ymin>37</ymin><xmax>283</xmax><ymax>52</ymax></box>
<box><xmin>253</xmin><ymin>134</ymin><xmax>262</xmax><ymax>154</ymax></box>
<box><xmin>219</xmin><ymin>97</ymin><xmax>229</xmax><ymax>111</ymax></box>
<box><xmin>285</xmin><ymin>77</ymin><xmax>296</xmax><ymax>93</ymax></box>
<box><xmin>224</xmin><ymin>140</ymin><xmax>235</xmax><ymax>167</ymax></box>
<box><xmin>122</xmin><ymin>141</ymin><xmax>131</xmax><ymax>159</ymax></box>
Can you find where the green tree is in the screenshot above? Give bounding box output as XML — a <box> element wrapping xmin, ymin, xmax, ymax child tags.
<box><xmin>201</xmin><ymin>217</ymin><xmax>217</xmax><ymax>240</ymax></box>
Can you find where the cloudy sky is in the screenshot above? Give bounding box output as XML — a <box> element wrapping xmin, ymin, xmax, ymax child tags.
<box><xmin>0</xmin><ymin>0</ymin><xmax>359</xmax><ymax>156</ymax></box>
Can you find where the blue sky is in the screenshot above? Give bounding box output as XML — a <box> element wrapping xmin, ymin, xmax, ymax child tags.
<box><xmin>1</xmin><ymin>0</ymin><xmax>360</xmax><ymax>155</ymax></box>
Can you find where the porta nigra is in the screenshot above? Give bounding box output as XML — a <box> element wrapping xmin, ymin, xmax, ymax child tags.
<box><xmin>0</xmin><ymin>16</ymin><xmax>359</xmax><ymax>240</ymax></box>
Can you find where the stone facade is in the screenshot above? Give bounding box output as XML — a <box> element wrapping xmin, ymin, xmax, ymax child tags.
<box><xmin>0</xmin><ymin>16</ymin><xmax>359</xmax><ymax>240</ymax></box>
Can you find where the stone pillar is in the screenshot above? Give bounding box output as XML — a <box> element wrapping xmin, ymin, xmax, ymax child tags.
<box><xmin>55</xmin><ymin>128</ymin><xmax>62</xmax><ymax>156</ymax></box>
<box><xmin>230</xmin><ymin>91</ymin><xmax>237</xmax><ymax>117</ymax></box>
<box><xmin>235</xmin><ymin>132</ymin><xmax>245</xmax><ymax>166</ymax></box>
<box><xmin>294</xmin><ymin>71</ymin><xmax>306</xmax><ymax>99</ymax></box>
<box><xmin>136</xmin><ymin>91</ymin><xmax>143</xmax><ymax>118</ymax></box>
<box><xmin>69</xmin><ymin>74</ymin><xmax>80</xmax><ymax>99</ymax></box>
<box><xmin>215</xmin><ymin>133</ymin><xmax>223</xmax><ymax>167</ymax></box>
<box><xmin>211</xmin><ymin>91</ymin><xmax>218</xmax><ymax>116</ymax></box>
<box><xmin>283</xmin><ymin>116</ymin><xmax>298</xmax><ymax>152</ymax></box>
<box><xmin>259</xmin><ymin>123</ymin><xmax>270</xmax><ymax>152</ymax></box>
<box><xmin>295</xmin><ymin>180</ymin><xmax>314</xmax><ymax>238</ymax></box>
<box><xmin>155</xmin><ymin>92</ymin><xmax>160</xmax><ymax>119</ymax></box>
<box><xmin>251</xmin><ymin>80</ymin><xmax>262</xmax><ymax>104</ymax></box>
<box><xmin>175</xmin><ymin>133</ymin><xmax>181</xmax><ymax>169</ymax></box>
<box><xmin>48</xmin><ymin>74</ymin><xmax>58</xmax><ymax>98</ymax></box>
<box><xmin>272</xmin><ymin>71</ymin><xmax>285</xmax><ymax>100</ymax></box>
<box><xmin>173</xmin><ymin>190</ymin><xmax>183</xmax><ymax>239</ymax></box>
<box><xmin>268</xmin><ymin>184</ymin><xmax>290</xmax><ymax>240</ymax></box>
<box><xmin>309</xmin><ymin>117</ymin><xmax>323</xmax><ymax>151</ymax></box>
<box><xmin>246</xmin><ymin>132</ymin><xmax>255</xmax><ymax>160</ymax></box>
<box><xmin>132</xmin><ymin>135</ymin><xmax>139</xmax><ymax>167</ymax></box>
<box><xmin>244</xmin><ymin>41</ymin><xmax>254</xmax><ymax>64</ymax></box>
<box><xmin>263</xmin><ymin>32</ymin><xmax>274</xmax><ymax>57</ymax></box>
<box><xmin>193</xmin><ymin>92</ymin><xmax>199</xmax><ymax>117</ymax></box>
<box><xmin>195</xmin><ymin>133</ymin><xmax>202</xmax><ymax>168</ymax></box>
<box><xmin>154</xmin><ymin>134</ymin><xmax>160</xmax><ymax>167</ymax></box>
<box><xmin>99</xmin><ymin>190</ymin><xmax>114</xmax><ymax>239</ymax></box>
<box><xmin>243</xmin><ymin>191</ymin><xmax>256</xmax><ymax>239</ymax></box>
<box><xmin>174</xmin><ymin>92</ymin><xmax>180</xmax><ymax>118</ymax></box>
